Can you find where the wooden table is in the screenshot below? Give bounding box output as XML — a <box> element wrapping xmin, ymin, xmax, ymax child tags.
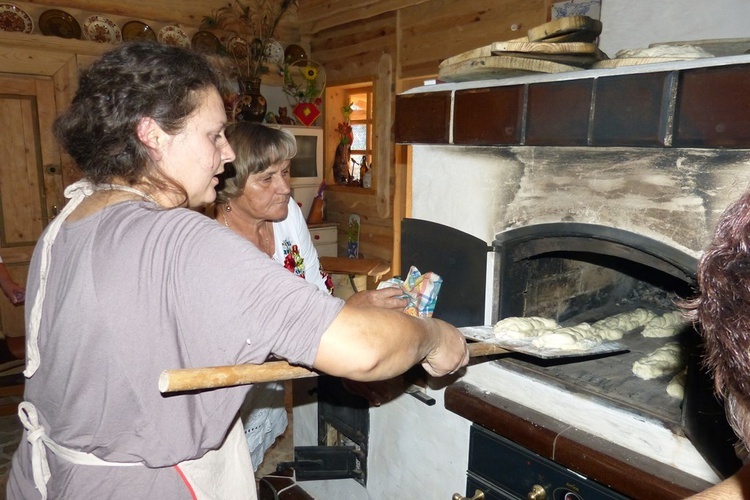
<box><xmin>318</xmin><ymin>256</ymin><xmax>391</xmax><ymax>281</ymax></box>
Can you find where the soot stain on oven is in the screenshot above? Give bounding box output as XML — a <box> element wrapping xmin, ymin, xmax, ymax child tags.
<box><xmin>408</xmin><ymin>143</ymin><xmax>750</xmax><ymax>477</ymax></box>
<box><xmin>503</xmin><ymin>148</ymin><xmax>716</xmax><ymax>250</ymax></box>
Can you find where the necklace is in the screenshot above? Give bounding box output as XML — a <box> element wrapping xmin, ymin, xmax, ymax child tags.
<box><xmin>221</xmin><ymin>204</ymin><xmax>273</xmax><ymax>256</ymax></box>
<box><xmin>259</xmin><ymin>222</ymin><xmax>273</xmax><ymax>256</ymax></box>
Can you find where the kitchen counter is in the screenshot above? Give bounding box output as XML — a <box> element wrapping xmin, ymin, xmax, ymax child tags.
<box><xmin>446</xmin><ymin>378</ymin><xmax>715</xmax><ymax>498</ymax></box>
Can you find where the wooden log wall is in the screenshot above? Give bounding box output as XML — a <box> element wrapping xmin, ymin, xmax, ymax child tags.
<box><xmin>0</xmin><ymin>0</ymin><xmax>554</xmax><ymax>285</ymax></box>
<box><xmin>298</xmin><ymin>0</ymin><xmax>548</xmax><ymax>277</ymax></box>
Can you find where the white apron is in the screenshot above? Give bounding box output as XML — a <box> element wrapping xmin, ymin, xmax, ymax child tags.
<box><xmin>21</xmin><ymin>180</ymin><xmax>257</xmax><ymax>500</ymax></box>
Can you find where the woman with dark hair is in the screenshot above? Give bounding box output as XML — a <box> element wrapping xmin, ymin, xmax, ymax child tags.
<box><xmin>683</xmin><ymin>189</ymin><xmax>750</xmax><ymax>498</ymax></box>
<box><xmin>7</xmin><ymin>42</ymin><xmax>468</xmax><ymax>499</ymax></box>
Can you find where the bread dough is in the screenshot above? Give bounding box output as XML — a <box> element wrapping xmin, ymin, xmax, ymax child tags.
<box><xmin>493</xmin><ymin>316</ymin><xmax>600</xmax><ymax>351</ymax></box>
<box><xmin>632</xmin><ymin>342</ymin><xmax>684</xmax><ymax>380</ymax></box>
<box><xmin>493</xmin><ymin>308</ymin><xmax>656</xmax><ymax>352</ymax></box>
<box><xmin>493</xmin><ymin>316</ymin><xmax>559</xmax><ymax>339</ymax></box>
<box><xmin>592</xmin><ymin>307</ymin><xmax>656</xmax><ymax>339</ymax></box>
<box><xmin>667</xmin><ymin>368</ymin><xmax>687</xmax><ymax>400</ymax></box>
<box><xmin>641</xmin><ymin>310</ymin><xmax>687</xmax><ymax>338</ymax></box>
<box><xmin>530</xmin><ymin>323</ymin><xmax>602</xmax><ymax>350</ymax></box>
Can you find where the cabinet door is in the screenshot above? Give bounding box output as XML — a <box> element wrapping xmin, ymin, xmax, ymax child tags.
<box><xmin>0</xmin><ymin>74</ymin><xmax>63</xmax><ymax>337</ymax></box>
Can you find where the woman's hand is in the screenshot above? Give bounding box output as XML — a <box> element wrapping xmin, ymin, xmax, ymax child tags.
<box><xmin>420</xmin><ymin>318</ymin><xmax>470</xmax><ymax>377</ymax></box>
<box><xmin>0</xmin><ymin>279</ymin><xmax>24</xmax><ymax>306</ymax></box>
<box><xmin>346</xmin><ymin>287</ymin><xmax>409</xmax><ymax>310</ymax></box>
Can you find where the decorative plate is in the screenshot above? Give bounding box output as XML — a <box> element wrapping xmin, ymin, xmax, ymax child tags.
<box><xmin>39</xmin><ymin>9</ymin><xmax>81</xmax><ymax>39</ymax></box>
<box><xmin>83</xmin><ymin>15</ymin><xmax>122</xmax><ymax>44</ymax></box>
<box><xmin>191</xmin><ymin>30</ymin><xmax>222</xmax><ymax>54</ymax></box>
<box><xmin>284</xmin><ymin>44</ymin><xmax>308</xmax><ymax>66</ymax></box>
<box><xmin>226</xmin><ymin>36</ymin><xmax>250</xmax><ymax>59</ymax></box>
<box><xmin>122</xmin><ymin>20</ymin><xmax>156</xmax><ymax>42</ymax></box>
<box><xmin>158</xmin><ymin>25</ymin><xmax>190</xmax><ymax>47</ymax></box>
<box><xmin>0</xmin><ymin>4</ymin><xmax>33</xmax><ymax>34</ymax></box>
<box><xmin>264</xmin><ymin>38</ymin><xmax>284</xmax><ymax>65</ymax></box>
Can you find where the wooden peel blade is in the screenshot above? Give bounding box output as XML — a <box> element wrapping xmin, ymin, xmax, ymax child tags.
<box><xmin>158</xmin><ymin>342</ymin><xmax>509</xmax><ymax>394</ymax></box>
<box><xmin>439</xmin><ymin>44</ymin><xmax>494</xmax><ymax>69</ymax></box>
<box><xmin>438</xmin><ymin>55</ymin><xmax>582</xmax><ymax>83</ymax></box>
<box><xmin>491</xmin><ymin>41</ymin><xmax>600</xmax><ymax>55</ymax></box>
<box><xmin>526</xmin><ymin>16</ymin><xmax>602</xmax><ymax>43</ymax></box>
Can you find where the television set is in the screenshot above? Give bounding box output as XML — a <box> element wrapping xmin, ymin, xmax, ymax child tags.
<box><xmin>280</xmin><ymin>125</ymin><xmax>324</xmax><ymax>219</ymax></box>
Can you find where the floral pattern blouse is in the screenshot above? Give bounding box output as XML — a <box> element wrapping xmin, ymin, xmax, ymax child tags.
<box><xmin>273</xmin><ymin>198</ymin><xmax>334</xmax><ymax>295</ymax></box>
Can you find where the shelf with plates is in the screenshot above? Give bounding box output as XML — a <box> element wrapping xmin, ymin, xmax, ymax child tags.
<box><xmin>0</xmin><ymin>2</ymin><xmax>218</xmax><ymax>50</ymax></box>
<box><xmin>0</xmin><ymin>3</ymin><xmax>294</xmax><ymax>90</ymax></box>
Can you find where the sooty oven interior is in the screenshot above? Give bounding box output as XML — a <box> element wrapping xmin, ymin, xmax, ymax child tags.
<box><xmin>401</xmin><ymin>218</ymin><xmax>743</xmax><ymax>483</ymax></box>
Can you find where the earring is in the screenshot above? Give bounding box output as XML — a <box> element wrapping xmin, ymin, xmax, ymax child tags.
<box><xmin>225</xmin><ymin>204</ymin><xmax>231</xmax><ymax>212</ymax></box>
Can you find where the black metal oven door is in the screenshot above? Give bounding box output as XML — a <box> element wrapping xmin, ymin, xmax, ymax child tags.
<box><xmin>401</xmin><ymin>218</ymin><xmax>490</xmax><ymax>327</ymax></box>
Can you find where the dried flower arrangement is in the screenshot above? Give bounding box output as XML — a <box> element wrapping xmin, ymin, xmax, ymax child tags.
<box><xmin>201</xmin><ymin>0</ymin><xmax>296</xmax><ymax>80</ymax></box>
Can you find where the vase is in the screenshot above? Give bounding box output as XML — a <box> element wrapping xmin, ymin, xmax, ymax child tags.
<box><xmin>235</xmin><ymin>77</ymin><xmax>267</xmax><ymax>122</ymax></box>
<box><xmin>332</xmin><ymin>143</ymin><xmax>351</xmax><ymax>185</ymax></box>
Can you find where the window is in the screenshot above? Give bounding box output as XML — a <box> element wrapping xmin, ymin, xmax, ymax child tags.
<box><xmin>346</xmin><ymin>86</ymin><xmax>373</xmax><ymax>184</ymax></box>
<box><xmin>324</xmin><ymin>82</ymin><xmax>374</xmax><ymax>189</ymax></box>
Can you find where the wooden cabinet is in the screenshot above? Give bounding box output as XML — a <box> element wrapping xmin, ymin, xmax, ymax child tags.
<box><xmin>308</xmin><ymin>223</ymin><xmax>338</xmax><ymax>257</ymax></box>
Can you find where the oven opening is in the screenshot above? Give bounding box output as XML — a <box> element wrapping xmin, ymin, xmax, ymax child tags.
<box><xmin>317</xmin><ymin>376</ymin><xmax>368</xmax><ymax>486</ymax></box>
<box><xmin>493</xmin><ymin>222</ymin><xmax>742</xmax><ymax>478</ymax></box>
<box><xmin>506</xmin><ymin>249</ymin><xmax>692</xmax><ymax>325</ymax></box>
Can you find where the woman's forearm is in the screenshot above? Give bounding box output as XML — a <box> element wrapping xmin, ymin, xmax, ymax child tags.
<box><xmin>688</xmin><ymin>463</ymin><xmax>750</xmax><ymax>499</ymax></box>
<box><xmin>313</xmin><ymin>304</ymin><xmax>467</xmax><ymax>380</ymax></box>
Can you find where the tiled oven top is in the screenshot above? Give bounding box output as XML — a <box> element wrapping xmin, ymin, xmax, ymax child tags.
<box><xmin>396</xmin><ymin>54</ymin><xmax>750</xmax><ymax>149</ymax></box>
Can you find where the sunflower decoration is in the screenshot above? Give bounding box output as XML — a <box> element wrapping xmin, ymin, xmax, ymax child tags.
<box><xmin>302</xmin><ymin>65</ymin><xmax>318</xmax><ymax>80</ymax></box>
<box><xmin>282</xmin><ymin>59</ymin><xmax>326</xmax><ymax>108</ymax></box>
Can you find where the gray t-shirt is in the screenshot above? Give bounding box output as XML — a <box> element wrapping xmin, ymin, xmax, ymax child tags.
<box><xmin>8</xmin><ymin>200</ymin><xmax>343</xmax><ymax>499</ymax></box>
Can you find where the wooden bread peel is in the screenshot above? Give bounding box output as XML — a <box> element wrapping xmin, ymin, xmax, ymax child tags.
<box><xmin>526</xmin><ymin>16</ymin><xmax>602</xmax><ymax>43</ymax></box>
<box><xmin>439</xmin><ymin>41</ymin><xmax>605</xmax><ymax>69</ymax></box>
<box><xmin>158</xmin><ymin>341</ymin><xmax>509</xmax><ymax>394</ymax></box>
<box><xmin>438</xmin><ymin>55</ymin><xmax>582</xmax><ymax>83</ymax></box>
<box><xmin>437</xmin><ymin>16</ymin><xmax>604</xmax><ymax>82</ymax></box>
<box><xmin>159</xmin><ymin>323</ymin><xmax>629</xmax><ymax>393</ymax></box>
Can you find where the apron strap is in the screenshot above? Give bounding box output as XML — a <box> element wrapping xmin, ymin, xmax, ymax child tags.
<box><xmin>18</xmin><ymin>402</ymin><xmax>51</xmax><ymax>499</ymax></box>
<box><xmin>24</xmin><ymin>181</ymin><xmax>156</xmax><ymax>378</ymax></box>
<box><xmin>24</xmin><ymin>180</ymin><xmax>95</xmax><ymax>377</ymax></box>
<box><xmin>18</xmin><ymin>402</ymin><xmax>142</xmax><ymax>498</ymax></box>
